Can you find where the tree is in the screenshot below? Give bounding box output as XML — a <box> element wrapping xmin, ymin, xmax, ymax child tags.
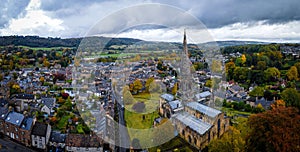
<box><xmin>43</xmin><ymin>59</ymin><xmax>50</xmax><ymax>68</ymax></box>
<box><xmin>246</xmin><ymin>107</ymin><xmax>300</xmax><ymax>152</ymax></box>
<box><xmin>281</xmin><ymin>88</ymin><xmax>300</xmax><ymax>109</ymax></box>
<box><xmin>270</xmin><ymin>100</ymin><xmax>285</xmax><ymax>109</ymax></box>
<box><xmin>39</xmin><ymin>76</ymin><xmax>45</xmax><ymax>83</ymax></box>
<box><xmin>264</xmin><ymin>67</ymin><xmax>280</xmax><ymax>81</ymax></box>
<box><xmin>249</xmin><ymin>86</ymin><xmax>264</xmax><ymax>97</ymax></box>
<box><xmin>145</xmin><ymin>77</ymin><xmax>154</xmax><ymax>93</ymax></box>
<box><xmin>287</xmin><ymin>66</ymin><xmax>298</xmax><ymax>81</ymax></box>
<box><xmin>123</xmin><ymin>86</ymin><xmax>135</xmax><ymax>105</ymax></box>
<box><xmin>133</xmin><ymin>79</ymin><xmax>143</xmax><ymax>94</ymax></box>
<box><xmin>294</xmin><ymin>62</ymin><xmax>300</xmax><ymax>78</ymax></box>
<box><xmin>225</xmin><ymin>62</ymin><xmax>236</xmax><ymax>80</ymax></box>
<box><xmin>171</xmin><ymin>82</ymin><xmax>178</xmax><ymax>95</ymax></box>
<box><xmin>208</xmin><ymin>126</ymin><xmax>245</xmax><ymax>152</ymax></box>
<box><xmin>256</xmin><ymin>61</ymin><xmax>267</xmax><ymax>70</ymax></box>
<box><xmin>233</xmin><ymin>67</ymin><xmax>249</xmax><ymax>83</ymax></box>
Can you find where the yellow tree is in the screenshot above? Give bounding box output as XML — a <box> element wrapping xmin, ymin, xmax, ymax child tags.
<box><xmin>287</xmin><ymin>66</ymin><xmax>298</xmax><ymax>81</ymax></box>
<box><xmin>171</xmin><ymin>82</ymin><xmax>178</xmax><ymax>95</ymax></box>
<box><xmin>208</xmin><ymin>126</ymin><xmax>245</xmax><ymax>152</ymax></box>
<box><xmin>241</xmin><ymin>54</ymin><xmax>246</xmax><ymax>65</ymax></box>
<box><xmin>39</xmin><ymin>76</ymin><xmax>45</xmax><ymax>83</ymax></box>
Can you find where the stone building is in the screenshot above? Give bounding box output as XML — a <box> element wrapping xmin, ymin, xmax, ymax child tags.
<box><xmin>159</xmin><ymin>31</ymin><xmax>229</xmax><ymax>150</ymax></box>
<box><xmin>31</xmin><ymin>122</ymin><xmax>51</xmax><ymax>149</ymax></box>
<box><xmin>3</xmin><ymin>111</ymin><xmax>34</xmax><ymax>146</ymax></box>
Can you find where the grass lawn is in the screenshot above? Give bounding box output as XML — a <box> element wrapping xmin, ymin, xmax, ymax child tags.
<box><xmin>148</xmin><ymin>136</ymin><xmax>196</xmax><ymax>152</ymax></box>
<box><xmin>124</xmin><ymin>92</ymin><xmax>161</xmax><ymax>148</ymax></box>
<box><xmin>125</xmin><ymin>92</ymin><xmax>160</xmax><ymax>113</ymax></box>
<box><xmin>125</xmin><ymin>109</ymin><xmax>159</xmax><ymax>129</ymax></box>
<box><xmin>220</xmin><ymin>107</ymin><xmax>251</xmax><ymax>117</ymax></box>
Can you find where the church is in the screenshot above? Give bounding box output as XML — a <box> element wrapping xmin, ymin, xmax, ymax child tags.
<box><xmin>159</xmin><ymin>31</ymin><xmax>230</xmax><ymax>150</ymax></box>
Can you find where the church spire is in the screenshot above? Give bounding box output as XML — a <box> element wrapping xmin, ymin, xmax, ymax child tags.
<box><xmin>183</xmin><ymin>29</ymin><xmax>188</xmax><ymax>56</ymax></box>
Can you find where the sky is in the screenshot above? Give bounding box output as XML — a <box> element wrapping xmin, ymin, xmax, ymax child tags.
<box><xmin>0</xmin><ymin>0</ymin><xmax>300</xmax><ymax>43</ymax></box>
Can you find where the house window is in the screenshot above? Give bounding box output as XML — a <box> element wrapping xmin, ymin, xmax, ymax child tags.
<box><xmin>16</xmin><ymin>135</ymin><xmax>18</xmax><ymax>139</ymax></box>
<box><xmin>6</xmin><ymin>124</ymin><xmax>8</xmax><ymax>128</ymax></box>
<box><xmin>22</xmin><ymin>131</ymin><xmax>24</xmax><ymax>135</ymax></box>
<box><xmin>15</xmin><ymin>127</ymin><xmax>18</xmax><ymax>131</ymax></box>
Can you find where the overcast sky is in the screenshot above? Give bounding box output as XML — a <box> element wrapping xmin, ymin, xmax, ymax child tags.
<box><xmin>0</xmin><ymin>0</ymin><xmax>299</xmax><ymax>43</ymax></box>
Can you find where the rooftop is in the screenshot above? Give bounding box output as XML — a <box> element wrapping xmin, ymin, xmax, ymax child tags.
<box><xmin>5</xmin><ymin>111</ymin><xmax>25</xmax><ymax>126</ymax></box>
<box><xmin>168</xmin><ymin>100</ymin><xmax>183</xmax><ymax>111</ymax></box>
<box><xmin>195</xmin><ymin>91</ymin><xmax>211</xmax><ymax>99</ymax></box>
<box><xmin>186</xmin><ymin>102</ymin><xmax>221</xmax><ymax>118</ymax></box>
<box><xmin>66</xmin><ymin>134</ymin><xmax>102</xmax><ymax>147</ymax></box>
<box><xmin>50</xmin><ymin>131</ymin><xmax>66</xmax><ymax>143</ymax></box>
<box><xmin>161</xmin><ymin>93</ymin><xmax>174</xmax><ymax>102</ymax></box>
<box><xmin>173</xmin><ymin>112</ymin><xmax>212</xmax><ymax>135</ymax></box>
<box><xmin>21</xmin><ymin>117</ymin><xmax>34</xmax><ymax>130</ymax></box>
<box><xmin>32</xmin><ymin>122</ymin><xmax>48</xmax><ymax>136</ymax></box>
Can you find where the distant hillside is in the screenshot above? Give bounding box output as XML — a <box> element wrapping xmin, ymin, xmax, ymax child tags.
<box><xmin>0</xmin><ymin>36</ymin><xmax>142</xmax><ymax>48</ymax></box>
<box><xmin>202</xmin><ymin>40</ymin><xmax>268</xmax><ymax>47</ymax></box>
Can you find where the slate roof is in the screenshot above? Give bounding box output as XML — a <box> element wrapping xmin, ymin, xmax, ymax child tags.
<box><xmin>5</xmin><ymin>111</ymin><xmax>25</xmax><ymax>126</ymax></box>
<box><xmin>231</xmin><ymin>85</ymin><xmax>242</xmax><ymax>92</ymax></box>
<box><xmin>186</xmin><ymin>102</ymin><xmax>221</xmax><ymax>118</ymax></box>
<box><xmin>255</xmin><ymin>97</ymin><xmax>274</xmax><ymax>109</ymax></box>
<box><xmin>174</xmin><ymin>112</ymin><xmax>212</xmax><ymax>135</ymax></box>
<box><xmin>195</xmin><ymin>91</ymin><xmax>211</xmax><ymax>99</ymax></box>
<box><xmin>41</xmin><ymin>98</ymin><xmax>56</xmax><ymax>109</ymax></box>
<box><xmin>0</xmin><ymin>107</ymin><xmax>8</xmax><ymax>120</ymax></box>
<box><xmin>168</xmin><ymin>100</ymin><xmax>183</xmax><ymax>110</ymax></box>
<box><xmin>32</xmin><ymin>122</ymin><xmax>48</xmax><ymax>137</ymax></box>
<box><xmin>21</xmin><ymin>117</ymin><xmax>34</xmax><ymax>130</ymax></box>
<box><xmin>160</xmin><ymin>93</ymin><xmax>174</xmax><ymax>102</ymax></box>
<box><xmin>50</xmin><ymin>131</ymin><xmax>66</xmax><ymax>143</ymax></box>
<box><xmin>16</xmin><ymin>94</ymin><xmax>34</xmax><ymax>99</ymax></box>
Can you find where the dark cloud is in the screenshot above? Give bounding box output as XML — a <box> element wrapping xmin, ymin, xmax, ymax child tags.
<box><xmin>153</xmin><ymin>0</ymin><xmax>300</xmax><ymax>28</ymax></box>
<box><xmin>0</xmin><ymin>0</ymin><xmax>30</xmax><ymax>27</ymax></box>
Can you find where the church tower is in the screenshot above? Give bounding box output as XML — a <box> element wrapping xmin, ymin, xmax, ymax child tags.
<box><xmin>179</xmin><ymin>30</ymin><xmax>197</xmax><ymax>104</ymax></box>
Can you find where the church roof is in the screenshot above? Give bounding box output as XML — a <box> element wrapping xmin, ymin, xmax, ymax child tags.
<box><xmin>174</xmin><ymin>112</ymin><xmax>212</xmax><ymax>135</ymax></box>
<box><xmin>186</xmin><ymin>102</ymin><xmax>221</xmax><ymax>118</ymax></box>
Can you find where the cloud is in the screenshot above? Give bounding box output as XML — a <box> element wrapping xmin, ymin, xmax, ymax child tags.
<box><xmin>0</xmin><ymin>0</ymin><xmax>299</xmax><ymax>42</ymax></box>
<box><xmin>0</xmin><ymin>0</ymin><xmax>65</xmax><ymax>37</ymax></box>
<box><xmin>209</xmin><ymin>20</ymin><xmax>300</xmax><ymax>42</ymax></box>
<box><xmin>0</xmin><ymin>0</ymin><xmax>30</xmax><ymax>28</ymax></box>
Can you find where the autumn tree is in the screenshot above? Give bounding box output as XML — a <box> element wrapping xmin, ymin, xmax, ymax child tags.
<box><xmin>145</xmin><ymin>77</ymin><xmax>154</xmax><ymax>93</ymax></box>
<box><xmin>171</xmin><ymin>82</ymin><xmax>178</xmax><ymax>95</ymax></box>
<box><xmin>133</xmin><ymin>79</ymin><xmax>143</xmax><ymax>94</ymax></box>
<box><xmin>281</xmin><ymin>88</ymin><xmax>300</xmax><ymax>109</ymax></box>
<box><xmin>233</xmin><ymin>67</ymin><xmax>249</xmax><ymax>83</ymax></box>
<box><xmin>39</xmin><ymin>76</ymin><xmax>45</xmax><ymax>83</ymax></box>
<box><xmin>208</xmin><ymin>126</ymin><xmax>245</xmax><ymax>152</ymax></box>
<box><xmin>249</xmin><ymin>86</ymin><xmax>264</xmax><ymax>97</ymax></box>
<box><xmin>294</xmin><ymin>62</ymin><xmax>300</xmax><ymax>78</ymax></box>
<box><xmin>287</xmin><ymin>66</ymin><xmax>298</xmax><ymax>81</ymax></box>
<box><xmin>264</xmin><ymin>67</ymin><xmax>280</xmax><ymax>81</ymax></box>
<box><xmin>225</xmin><ymin>61</ymin><xmax>236</xmax><ymax>80</ymax></box>
<box><xmin>246</xmin><ymin>107</ymin><xmax>300</xmax><ymax>152</ymax></box>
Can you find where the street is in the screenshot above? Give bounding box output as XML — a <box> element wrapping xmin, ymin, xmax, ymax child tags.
<box><xmin>0</xmin><ymin>136</ymin><xmax>37</xmax><ymax>152</ymax></box>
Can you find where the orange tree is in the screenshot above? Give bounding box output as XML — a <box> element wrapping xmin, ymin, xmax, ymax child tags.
<box><xmin>246</xmin><ymin>107</ymin><xmax>300</xmax><ymax>152</ymax></box>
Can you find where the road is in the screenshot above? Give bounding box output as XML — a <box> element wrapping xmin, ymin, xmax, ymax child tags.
<box><xmin>113</xmin><ymin>92</ymin><xmax>130</xmax><ymax>152</ymax></box>
<box><xmin>0</xmin><ymin>136</ymin><xmax>37</xmax><ymax>152</ymax></box>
